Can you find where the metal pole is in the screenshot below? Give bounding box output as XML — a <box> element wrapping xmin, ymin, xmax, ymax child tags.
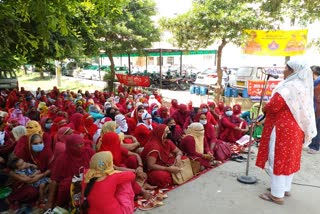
<box><xmin>160</xmin><ymin>49</ymin><xmax>162</xmax><ymax>89</ymax></box>
<box><xmin>237</xmin><ymin>73</ymin><xmax>269</xmax><ymax>184</ymax></box>
<box><xmin>128</xmin><ymin>54</ymin><xmax>131</xmax><ymax>75</ymax></box>
<box><xmin>98</xmin><ymin>54</ymin><xmax>101</xmax><ymax>80</ymax></box>
<box><xmin>180</xmin><ymin>51</ymin><xmax>183</xmax><ymax>76</ymax></box>
<box><xmin>145</xmin><ymin>56</ymin><xmax>148</xmax><ymax>73</ymax></box>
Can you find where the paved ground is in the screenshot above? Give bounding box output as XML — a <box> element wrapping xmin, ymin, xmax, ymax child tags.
<box><xmin>136</xmin><ymin>147</ymin><xmax>320</xmax><ymax>214</ymax></box>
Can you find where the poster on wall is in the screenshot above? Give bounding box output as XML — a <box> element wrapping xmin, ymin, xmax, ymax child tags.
<box><xmin>243</xmin><ymin>29</ymin><xmax>308</xmax><ymax>56</ymax></box>
<box><xmin>116</xmin><ymin>74</ymin><xmax>150</xmax><ymax>87</ymax></box>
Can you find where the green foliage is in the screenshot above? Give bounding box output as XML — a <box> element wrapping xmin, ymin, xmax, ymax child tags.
<box><xmin>86</xmin><ymin>0</ymin><xmax>160</xmax><ymax>91</ymax></box>
<box><xmin>161</xmin><ymin>0</ymin><xmax>271</xmax><ymax>49</ymax></box>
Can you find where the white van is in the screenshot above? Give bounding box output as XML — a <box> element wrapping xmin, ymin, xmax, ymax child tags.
<box><xmin>232</xmin><ymin>66</ymin><xmax>284</xmax><ymax>90</ymax></box>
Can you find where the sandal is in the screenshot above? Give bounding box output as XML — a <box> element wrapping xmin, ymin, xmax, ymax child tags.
<box><xmin>266</xmin><ymin>188</ymin><xmax>291</xmax><ymax>197</ymax></box>
<box><xmin>307</xmin><ymin>149</ymin><xmax>319</xmax><ymax>154</ymax></box>
<box><xmin>259</xmin><ymin>192</ymin><xmax>284</xmax><ymax>205</ymax></box>
<box><xmin>154</xmin><ymin>193</ymin><xmax>168</xmax><ymax>201</ymax></box>
<box><xmin>138</xmin><ymin>198</ymin><xmax>164</xmax><ymax>211</ymax></box>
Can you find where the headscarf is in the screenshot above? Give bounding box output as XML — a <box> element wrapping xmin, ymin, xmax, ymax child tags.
<box><xmin>82</xmin><ymin>114</ymin><xmax>98</xmax><ymax>139</ymax></box>
<box><xmin>115</xmin><ymin>114</ymin><xmax>128</xmax><ymax>133</ymax></box>
<box><xmin>12</xmin><ymin>126</ymin><xmax>27</xmax><ymax>141</ymax></box>
<box><xmin>139</xmin><ymin>112</ymin><xmax>153</xmax><ymax>130</ymax></box>
<box><xmin>185</xmin><ymin>123</ymin><xmax>205</xmax><ymax>154</ymax></box>
<box><xmin>218</xmin><ymin>102</ymin><xmax>224</xmax><ymax>112</ymax></box>
<box><xmin>9</xmin><ymin>109</ymin><xmax>29</xmax><ymax>126</ymax></box>
<box><xmin>98</xmin><ymin>132</ymin><xmax>122</xmax><ymax>166</ymax></box>
<box><xmin>69</xmin><ymin>113</ymin><xmax>83</xmax><ymax>131</ymax></box>
<box><xmin>53</xmin><ymin>127</ymin><xmax>73</xmax><ymax>156</ymax></box>
<box><xmin>273</xmin><ymin>59</ymin><xmax>316</xmax><ymax>143</ymax></box>
<box><xmin>84</xmin><ymin>151</ymin><xmax>119</xmax><ymax>183</ymax></box>
<box><xmin>141</xmin><ymin>124</ymin><xmax>175</xmax><ymax>165</ymax></box>
<box><xmin>232</xmin><ymin>104</ymin><xmax>242</xmax><ymax>115</ymax></box>
<box><xmin>25</xmin><ymin>120</ymin><xmax>43</xmax><ymax>137</ymax></box>
<box><xmin>96</xmin><ymin>121</ymin><xmax>117</xmax><ymax>150</ymax></box>
<box><xmin>159</xmin><ymin>107</ymin><xmax>169</xmax><ymax>119</ymax></box>
<box><xmin>51</xmin><ymin>134</ymin><xmax>94</xmax><ymax>182</ymax></box>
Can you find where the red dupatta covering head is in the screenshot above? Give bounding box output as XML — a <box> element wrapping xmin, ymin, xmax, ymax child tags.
<box><xmin>159</xmin><ymin>107</ymin><xmax>169</xmax><ymax>119</ymax></box>
<box><xmin>99</xmin><ymin>132</ymin><xmax>122</xmax><ymax>166</ymax></box>
<box><xmin>171</xmin><ymin>99</ymin><xmax>178</xmax><ymax>108</ymax></box>
<box><xmin>51</xmin><ymin>134</ymin><xmax>94</xmax><ymax>182</ymax></box>
<box><xmin>232</xmin><ymin>104</ymin><xmax>242</xmax><ymax>116</ymax></box>
<box><xmin>69</xmin><ymin>113</ymin><xmax>83</xmax><ymax>132</ymax></box>
<box><xmin>141</xmin><ymin>124</ymin><xmax>174</xmax><ymax>165</ymax></box>
<box><xmin>81</xmin><ymin>114</ymin><xmax>98</xmax><ymax>139</ymax></box>
<box><xmin>218</xmin><ymin>102</ymin><xmax>225</xmax><ymax>112</ymax></box>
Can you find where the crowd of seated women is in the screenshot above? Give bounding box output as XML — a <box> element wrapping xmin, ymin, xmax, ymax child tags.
<box><xmin>0</xmin><ymin>85</ymin><xmax>257</xmax><ymax>213</ymax></box>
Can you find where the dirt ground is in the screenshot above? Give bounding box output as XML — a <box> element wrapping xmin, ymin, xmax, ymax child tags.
<box><xmin>135</xmin><ymin>147</ymin><xmax>320</xmax><ymax>214</ymax></box>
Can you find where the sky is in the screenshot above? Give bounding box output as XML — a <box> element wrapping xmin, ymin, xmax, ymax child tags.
<box><xmin>154</xmin><ymin>0</ymin><xmax>192</xmax><ymax>18</ymax></box>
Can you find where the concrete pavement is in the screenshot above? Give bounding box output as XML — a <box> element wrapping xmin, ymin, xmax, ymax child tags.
<box><xmin>135</xmin><ymin>148</ymin><xmax>320</xmax><ymax>214</ymax></box>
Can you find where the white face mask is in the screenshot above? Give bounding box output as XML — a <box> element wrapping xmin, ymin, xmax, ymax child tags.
<box><xmin>202</xmin><ymin>108</ymin><xmax>208</xmax><ymax>113</ymax></box>
<box><xmin>127</xmin><ymin>104</ymin><xmax>132</xmax><ymax>109</ymax></box>
<box><xmin>199</xmin><ymin>119</ymin><xmax>207</xmax><ymax>125</ymax></box>
<box><xmin>226</xmin><ymin>111</ymin><xmax>233</xmax><ymax>116</ymax></box>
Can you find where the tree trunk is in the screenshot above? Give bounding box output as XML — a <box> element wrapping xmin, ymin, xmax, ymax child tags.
<box><xmin>216</xmin><ymin>38</ymin><xmax>227</xmax><ymax>101</ymax></box>
<box><xmin>36</xmin><ymin>64</ymin><xmax>44</xmax><ymax>79</ymax></box>
<box><xmin>23</xmin><ymin>65</ymin><xmax>27</xmax><ymax>75</ymax></box>
<box><xmin>107</xmin><ymin>52</ymin><xmax>116</xmax><ymax>92</ymax></box>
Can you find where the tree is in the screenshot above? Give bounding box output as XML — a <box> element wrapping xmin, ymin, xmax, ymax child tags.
<box><xmin>160</xmin><ymin>0</ymin><xmax>273</xmax><ymax>97</ymax></box>
<box><xmin>0</xmin><ymin>0</ymin><xmax>128</xmax><ymax>78</ymax></box>
<box><xmin>87</xmin><ymin>0</ymin><xmax>160</xmax><ymax>91</ymax></box>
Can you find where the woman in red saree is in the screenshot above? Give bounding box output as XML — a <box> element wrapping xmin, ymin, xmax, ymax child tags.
<box><xmin>52</xmin><ymin>127</ymin><xmax>73</xmax><ymax>157</ymax></box>
<box><xmin>159</xmin><ymin>106</ymin><xmax>169</xmax><ymax>121</ymax></box>
<box><xmin>11</xmin><ymin>133</ymin><xmax>55</xmax><ymax>209</ymax></box>
<box><xmin>133</xmin><ymin>112</ymin><xmax>153</xmax><ymax>147</ymax></box>
<box><xmin>98</xmin><ymin>132</ymin><xmax>154</xmax><ymax>198</ymax></box>
<box><xmin>127</xmin><ymin>105</ymin><xmax>145</xmax><ymax>134</ymax></box>
<box><xmin>219</xmin><ymin>106</ymin><xmax>248</xmax><ymax>143</ymax></box>
<box><xmin>68</xmin><ymin>113</ymin><xmax>83</xmax><ymax>132</ymax></box>
<box><xmin>141</xmin><ymin>124</ymin><xmax>183</xmax><ymax>188</ymax></box>
<box><xmin>171</xmin><ymin>104</ymin><xmax>189</xmax><ymax>128</ymax></box>
<box><xmin>51</xmin><ymin>134</ymin><xmax>95</xmax><ymax>208</ymax></box>
<box><xmin>198</xmin><ymin>103</ymin><xmax>218</xmax><ymax>126</ymax></box>
<box><xmin>169</xmin><ymin>99</ymin><xmax>179</xmax><ymax>116</ymax></box>
<box><xmin>180</xmin><ymin>123</ymin><xmax>213</xmax><ymax>168</ymax></box>
<box><xmin>81</xmin><ymin>113</ymin><xmax>98</xmax><ymax>140</ymax></box>
<box><xmin>163</xmin><ymin>118</ymin><xmax>183</xmax><ymax>147</ymax></box>
<box><xmin>196</xmin><ymin>113</ymin><xmax>218</xmax><ymax>149</ymax></box>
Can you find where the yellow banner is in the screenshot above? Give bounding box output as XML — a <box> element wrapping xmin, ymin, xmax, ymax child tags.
<box><xmin>243</xmin><ymin>29</ymin><xmax>308</xmax><ymax>56</ymax></box>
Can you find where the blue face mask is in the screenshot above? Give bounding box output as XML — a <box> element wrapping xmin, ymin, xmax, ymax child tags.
<box><xmin>226</xmin><ymin>111</ymin><xmax>233</xmax><ymax>117</ymax></box>
<box><xmin>45</xmin><ymin>123</ymin><xmax>52</xmax><ymax>130</ymax></box>
<box><xmin>116</xmin><ymin>126</ymin><xmax>122</xmax><ymax>134</ymax></box>
<box><xmin>32</xmin><ymin>143</ymin><xmax>44</xmax><ymax>152</ymax></box>
<box><xmin>202</xmin><ymin>108</ymin><xmax>208</xmax><ymax>113</ymax></box>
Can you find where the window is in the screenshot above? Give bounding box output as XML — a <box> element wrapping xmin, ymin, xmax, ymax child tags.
<box><xmin>148</xmin><ymin>57</ymin><xmax>154</xmax><ymax>65</ymax></box>
<box><xmin>167</xmin><ymin>57</ymin><xmax>174</xmax><ymax>65</ymax></box>
<box><xmin>157</xmin><ymin>57</ymin><xmax>163</xmax><ymax>66</ymax></box>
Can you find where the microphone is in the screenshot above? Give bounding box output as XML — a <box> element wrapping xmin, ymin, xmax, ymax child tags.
<box><xmin>267</xmin><ymin>73</ymin><xmax>279</xmax><ymax>79</ymax></box>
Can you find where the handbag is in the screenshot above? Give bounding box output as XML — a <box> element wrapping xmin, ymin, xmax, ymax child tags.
<box><xmin>213</xmin><ymin>140</ymin><xmax>231</xmax><ymax>161</ymax></box>
<box><xmin>171</xmin><ymin>158</ymin><xmax>194</xmax><ymax>185</ymax></box>
<box><xmin>190</xmin><ymin>159</ymin><xmax>201</xmax><ymax>175</ymax></box>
